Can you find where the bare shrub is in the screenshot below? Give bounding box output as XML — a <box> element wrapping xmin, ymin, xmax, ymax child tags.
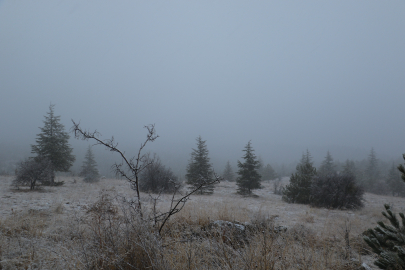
<box><xmin>72</xmin><ymin>121</ymin><xmax>159</xmax><ymax>214</ymax></box>
<box><xmin>139</xmin><ymin>153</ymin><xmax>182</xmax><ymax>194</ymax></box>
<box><xmin>12</xmin><ymin>157</ymin><xmax>52</xmax><ymax>190</ymax></box>
<box><xmin>73</xmin><ymin>192</ymin><xmax>169</xmax><ymax>269</ymax></box>
<box><xmin>311</xmin><ymin>174</ymin><xmax>364</xmax><ymax>209</ymax></box>
<box><xmin>72</xmin><ymin>120</ymin><xmax>220</xmax><ymax>232</ymax></box>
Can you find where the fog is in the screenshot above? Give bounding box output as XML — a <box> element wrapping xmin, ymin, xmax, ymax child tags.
<box><xmin>1</xmin><ymin>1</ymin><xmax>404</xmax><ymax>177</ymax></box>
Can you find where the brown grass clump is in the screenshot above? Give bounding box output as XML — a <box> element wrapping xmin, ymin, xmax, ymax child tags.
<box><xmin>158</xmin><ymin>213</ymin><xmax>363</xmax><ymax>270</ymax></box>
<box><xmin>0</xmin><ymin>209</ymin><xmax>55</xmax><ymax>269</ymax></box>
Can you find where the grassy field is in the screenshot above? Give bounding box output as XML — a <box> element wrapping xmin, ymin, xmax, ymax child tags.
<box><xmin>1</xmin><ymin>175</ymin><xmax>404</xmax><ymax>269</ymax></box>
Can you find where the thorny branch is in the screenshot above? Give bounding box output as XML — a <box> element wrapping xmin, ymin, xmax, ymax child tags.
<box><xmin>71</xmin><ymin>120</ymin><xmax>158</xmax><ymax>216</ymax></box>
<box><xmin>71</xmin><ymin>120</ymin><xmax>221</xmax><ymax>234</ymax></box>
<box><xmin>156</xmin><ymin>174</ymin><xmax>221</xmax><ymax>235</ymax></box>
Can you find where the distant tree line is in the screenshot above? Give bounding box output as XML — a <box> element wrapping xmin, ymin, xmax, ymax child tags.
<box><xmin>11</xmin><ymin>104</ymin><xmax>404</xmax><ymax>200</ymax></box>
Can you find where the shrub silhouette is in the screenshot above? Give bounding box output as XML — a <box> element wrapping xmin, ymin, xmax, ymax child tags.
<box><xmin>139</xmin><ymin>154</ymin><xmax>181</xmax><ymax>193</ymax></box>
<box><xmin>13</xmin><ymin>157</ymin><xmax>53</xmax><ymax>190</ymax></box>
<box><xmin>310</xmin><ymin>174</ymin><xmax>364</xmax><ymax>209</ymax></box>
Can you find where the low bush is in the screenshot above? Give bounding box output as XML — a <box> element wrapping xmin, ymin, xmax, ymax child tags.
<box><xmin>310</xmin><ymin>174</ymin><xmax>364</xmax><ymax>209</ymax></box>
<box><xmin>12</xmin><ymin>157</ymin><xmax>52</xmax><ymax>190</ymax></box>
<box><xmin>139</xmin><ymin>155</ymin><xmax>181</xmax><ymax>193</ymax></box>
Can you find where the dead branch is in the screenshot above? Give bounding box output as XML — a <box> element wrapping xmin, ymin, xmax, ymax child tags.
<box><xmin>71</xmin><ymin>120</ymin><xmax>158</xmax><ymax>215</ymax></box>
<box><xmin>157</xmin><ymin>173</ymin><xmax>221</xmax><ymax>235</ymax></box>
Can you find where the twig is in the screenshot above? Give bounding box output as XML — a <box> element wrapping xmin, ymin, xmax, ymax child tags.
<box><xmin>71</xmin><ymin>120</ymin><xmax>158</xmax><ymax>217</ymax></box>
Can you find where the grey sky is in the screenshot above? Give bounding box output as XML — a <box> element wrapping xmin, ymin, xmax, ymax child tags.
<box><xmin>1</xmin><ymin>1</ymin><xmax>404</xmax><ymax>172</ymax></box>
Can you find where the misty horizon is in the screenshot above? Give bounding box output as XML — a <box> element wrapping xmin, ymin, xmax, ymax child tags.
<box><xmin>1</xmin><ymin>1</ymin><xmax>404</xmax><ymax>177</ymax></box>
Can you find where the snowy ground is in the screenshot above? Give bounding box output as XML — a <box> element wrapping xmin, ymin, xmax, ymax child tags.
<box><xmin>1</xmin><ymin>175</ymin><xmax>404</xmax><ymax>269</ymax></box>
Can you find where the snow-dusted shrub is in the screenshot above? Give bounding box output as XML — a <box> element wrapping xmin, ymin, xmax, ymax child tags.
<box><xmin>310</xmin><ymin>174</ymin><xmax>364</xmax><ymax>209</ymax></box>
<box><xmin>13</xmin><ymin>157</ymin><xmax>52</xmax><ymax>190</ymax></box>
<box><xmin>139</xmin><ymin>154</ymin><xmax>181</xmax><ymax>193</ymax></box>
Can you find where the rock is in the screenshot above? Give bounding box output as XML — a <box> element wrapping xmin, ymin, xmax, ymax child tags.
<box><xmin>212</xmin><ymin>220</ymin><xmax>245</xmax><ymax>231</ymax></box>
<box><xmin>209</xmin><ymin>220</ymin><xmax>248</xmax><ymax>247</ymax></box>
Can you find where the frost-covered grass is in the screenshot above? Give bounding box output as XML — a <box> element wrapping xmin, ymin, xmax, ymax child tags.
<box><xmin>1</xmin><ymin>175</ymin><xmax>404</xmax><ymax>269</ymax></box>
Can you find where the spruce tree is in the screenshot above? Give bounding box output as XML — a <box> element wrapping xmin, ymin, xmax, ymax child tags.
<box><xmin>261</xmin><ymin>163</ymin><xmax>277</xmax><ymax>180</ymax></box>
<box><xmin>222</xmin><ymin>161</ymin><xmax>235</xmax><ymax>181</ymax></box>
<box><xmin>363</xmin><ymin>154</ymin><xmax>405</xmax><ymax>269</ymax></box>
<box><xmin>282</xmin><ymin>150</ymin><xmax>317</xmax><ymax>204</ymax></box>
<box><xmin>365</xmin><ymin>148</ymin><xmax>380</xmax><ymax>190</ymax></box>
<box><xmin>185</xmin><ymin>136</ymin><xmax>215</xmax><ymax>195</ymax></box>
<box><xmin>311</xmin><ymin>173</ymin><xmax>364</xmax><ymax>209</ymax></box>
<box><xmin>342</xmin><ymin>159</ymin><xmax>357</xmax><ymax>177</ymax></box>
<box><xmin>387</xmin><ymin>162</ymin><xmax>405</xmax><ymax>197</ymax></box>
<box><xmin>318</xmin><ymin>151</ymin><xmax>336</xmax><ymax>176</ymax></box>
<box><xmin>236</xmin><ymin>141</ymin><xmax>262</xmax><ymax>195</ymax></box>
<box><xmin>79</xmin><ymin>145</ymin><xmax>100</xmax><ymax>183</ymax></box>
<box><xmin>363</xmin><ymin>204</ymin><xmax>405</xmax><ymax>269</ymax></box>
<box><xmin>31</xmin><ymin>104</ymin><xmax>75</xmax><ymax>184</ymax></box>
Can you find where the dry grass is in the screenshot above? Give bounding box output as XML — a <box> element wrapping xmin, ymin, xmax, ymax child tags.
<box><xmin>1</xmin><ymin>175</ymin><xmax>402</xmax><ymax>269</ymax></box>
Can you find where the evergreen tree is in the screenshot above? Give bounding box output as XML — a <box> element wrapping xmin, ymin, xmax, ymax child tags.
<box><xmin>363</xmin><ymin>204</ymin><xmax>405</xmax><ymax>269</ymax></box>
<box><xmin>311</xmin><ymin>173</ymin><xmax>364</xmax><ymax>209</ymax></box>
<box><xmin>365</xmin><ymin>148</ymin><xmax>380</xmax><ymax>189</ymax></box>
<box><xmin>222</xmin><ymin>161</ymin><xmax>235</xmax><ymax>181</ymax></box>
<box><xmin>79</xmin><ymin>145</ymin><xmax>100</xmax><ymax>183</ymax></box>
<box><xmin>387</xmin><ymin>162</ymin><xmax>405</xmax><ymax>197</ymax></box>
<box><xmin>282</xmin><ymin>150</ymin><xmax>317</xmax><ymax>204</ymax></box>
<box><xmin>185</xmin><ymin>136</ymin><xmax>215</xmax><ymax>195</ymax></box>
<box><xmin>236</xmin><ymin>141</ymin><xmax>262</xmax><ymax>195</ymax></box>
<box><xmin>261</xmin><ymin>163</ymin><xmax>277</xmax><ymax>180</ymax></box>
<box><xmin>318</xmin><ymin>151</ymin><xmax>336</xmax><ymax>176</ymax></box>
<box><xmin>363</xmin><ymin>154</ymin><xmax>405</xmax><ymax>269</ymax></box>
<box><xmin>342</xmin><ymin>159</ymin><xmax>357</xmax><ymax>177</ymax></box>
<box><xmin>31</xmin><ymin>104</ymin><xmax>75</xmax><ymax>184</ymax></box>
